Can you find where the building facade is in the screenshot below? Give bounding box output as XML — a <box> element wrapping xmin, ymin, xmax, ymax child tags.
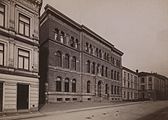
<box><xmin>122</xmin><ymin>67</ymin><xmax>139</xmax><ymax>101</ymax></box>
<box><xmin>138</xmin><ymin>72</ymin><xmax>168</xmax><ymax>101</ymax></box>
<box><xmin>0</xmin><ymin>0</ymin><xmax>42</xmax><ymax>113</ymax></box>
<box><xmin>40</xmin><ymin>5</ymin><xmax>123</xmax><ymax>104</ymax></box>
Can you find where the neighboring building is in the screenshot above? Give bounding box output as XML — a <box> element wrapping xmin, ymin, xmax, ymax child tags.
<box><xmin>40</xmin><ymin>5</ymin><xmax>123</xmax><ymax>104</ymax></box>
<box><xmin>122</xmin><ymin>67</ymin><xmax>139</xmax><ymax>101</ymax></box>
<box><xmin>0</xmin><ymin>0</ymin><xmax>42</xmax><ymax>113</ymax></box>
<box><xmin>138</xmin><ymin>72</ymin><xmax>168</xmax><ymax>101</ymax></box>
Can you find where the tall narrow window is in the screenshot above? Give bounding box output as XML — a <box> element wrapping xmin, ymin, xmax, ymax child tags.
<box><xmin>105</xmin><ymin>67</ymin><xmax>108</xmax><ymax>77</ymax></box>
<box><xmin>105</xmin><ymin>84</ymin><xmax>108</xmax><ymax>94</ymax></box>
<box><xmin>56</xmin><ymin>77</ymin><xmax>62</xmax><ymax>92</ymax></box>
<box><xmin>64</xmin><ymin>78</ymin><xmax>69</xmax><ymax>92</ymax></box>
<box><xmin>114</xmin><ymin>86</ymin><xmax>116</xmax><ymax>94</ymax></box>
<box><xmin>101</xmin><ymin>65</ymin><xmax>104</xmax><ymax>76</ymax></box>
<box><xmin>19</xmin><ymin>14</ymin><xmax>30</xmax><ymax>37</ymax></box>
<box><xmin>89</xmin><ymin>44</ymin><xmax>93</xmax><ymax>54</ymax></box>
<box><xmin>111</xmin><ymin>70</ymin><xmax>113</xmax><ymax>79</ymax></box>
<box><xmin>75</xmin><ymin>39</ymin><xmax>79</xmax><ymax>49</ymax></box>
<box><xmin>114</xmin><ymin>71</ymin><xmax>116</xmax><ymax>80</ymax></box>
<box><xmin>92</xmin><ymin>62</ymin><xmax>95</xmax><ymax>74</ymax></box>
<box><xmin>86</xmin><ymin>60</ymin><xmax>90</xmax><ymax>73</ymax></box>
<box><xmin>0</xmin><ymin>43</ymin><xmax>4</xmax><ymax>65</ymax></box>
<box><xmin>72</xmin><ymin>79</ymin><xmax>76</xmax><ymax>92</ymax></box>
<box><xmin>111</xmin><ymin>85</ymin><xmax>113</xmax><ymax>94</ymax></box>
<box><xmin>87</xmin><ymin>81</ymin><xmax>91</xmax><ymax>93</ymax></box>
<box><xmin>117</xmin><ymin>72</ymin><xmax>119</xmax><ymax>80</ymax></box>
<box><xmin>64</xmin><ymin>54</ymin><xmax>69</xmax><ymax>69</ymax></box>
<box><xmin>95</xmin><ymin>48</ymin><xmax>98</xmax><ymax>57</ymax></box>
<box><xmin>99</xmin><ymin>49</ymin><xmax>102</xmax><ymax>58</ymax></box>
<box><xmin>18</xmin><ymin>49</ymin><xmax>30</xmax><ymax>70</ymax></box>
<box><xmin>97</xmin><ymin>64</ymin><xmax>100</xmax><ymax>75</ymax></box>
<box><xmin>70</xmin><ymin>37</ymin><xmax>75</xmax><ymax>47</ymax></box>
<box><xmin>0</xmin><ymin>4</ymin><xmax>5</xmax><ymax>27</ymax></box>
<box><xmin>60</xmin><ymin>31</ymin><xmax>64</xmax><ymax>43</ymax></box>
<box><xmin>71</xmin><ymin>56</ymin><xmax>76</xmax><ymax>71</ymax></box>
<box><xmin>54</xmin><ymin>29</ymin><xmax>59</xmax><ymax>41</ymax></box>
<box><xmin>55</xmin><ymin>51</ymin><xmax>62</xmax><ymax>67</ymax></box>
<box><xmin>85</xmin><ymin>42</ymin><xmax>89</xmax><ymax>52</ymax></box>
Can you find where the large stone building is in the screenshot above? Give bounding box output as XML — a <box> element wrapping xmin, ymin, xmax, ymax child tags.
<box><xmin>0</xmin><ymin>0</ymin><xmax>42</xmax><ymax>113</ymax></box>
<box><xmin>122</xmin><ymin>67</ymin><xmax>139</xmax><ymax>101</ymax></box>
<box><xmin>138</xmin><ymin>72</ymin><xmax>168</xmax><ymax>101</ymax></box>
<box><xmin>40</xmin><ymin>5</ymin><xmax>123</xmax><ymax>104</ymax></box>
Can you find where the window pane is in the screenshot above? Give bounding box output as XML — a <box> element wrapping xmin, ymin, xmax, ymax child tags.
<box><xmin>19</xmin><ymin>22</ymin><xmax>24</xmax><ymax>35</ymax></box>
<box><xmin>20</xmin><ymin>15</ymin><xmax>29</xmax><ymax>24</ymax></box>
<box><xmin>18</xmin><ymin>57</ymin><xmax>23</xmax><ymax>69</ymax></box>
<box><xmin>25</xmin><ymin>24</ymin><xmax>29</xmax><ymax>36</ymax></box>
<box><xmin>24</xmin><ymin>58</ymin><xmax>29</xmax><ymax>70</ymax></box>
<box><xmin>19</xmin><ymin>50</ymin><xmax>29</xmax><ymax>57</ymax></box>
<box><xmin>0</xmin><ymin>52</ymin><xmax>3</xmax><ymax>65</ymax></box>
<box><xmin>0</xmin><ymin>13</ymin><xmax>4</xmax><ymax>26</ymax></box>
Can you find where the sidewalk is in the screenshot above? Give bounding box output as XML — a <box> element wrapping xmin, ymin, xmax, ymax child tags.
<box><xmin>0</xmin><ymin>101</ymin><xmax>148</xmax><ymax>120</ymax></box>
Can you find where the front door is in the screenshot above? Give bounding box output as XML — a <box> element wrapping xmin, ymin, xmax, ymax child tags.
<box><xmin>0</xmin><ymin>82</ymin><xmax>3</xmax><ymax>112</ymax></box>
<box><xmin>17</xmin><ymin>84</ymin><xmax>29</xmax><ymax>110</ymax></box>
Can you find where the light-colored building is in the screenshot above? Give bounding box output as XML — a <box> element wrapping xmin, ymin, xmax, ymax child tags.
<box><xmin>122</xmin><ymin>67</ymin><xmax>139</xmax><ymax>101</ymax></box>
<box><xmin>0</xmin><ymin>0</ymin><xmax>42</xmax><ymax>113</ymax></box>
<box><xmin>39</xmin><ymin>5</ymin><xmax>123</xmax><ymax>104</ymax></box>
<box><xmin>138</xmin><ymin>72</ymin><xmax>168</xmax><ymax>101</ymax></box>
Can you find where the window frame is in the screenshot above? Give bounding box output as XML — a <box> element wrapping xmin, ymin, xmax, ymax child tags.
<box><xmin>0</xmin><ymin>43</ymin><xmax>4</xmax><ymax>66</ymax></box>
<box><xmin>56</xmin><ymin>77</ymin><xmax>62</xmax><ymax>92</ymax></box>
<box><xmin>64</xmin><ymin>78</ymin><xmax>69</xmax><ymax>92</ymax></box>
<box><xmin>72</xmin><ymin>79</ymin><xmax>76</xmax><ymax>92</ymax></box>
<box><xmin>18</xmin><ymin>49</ymin><xmax>30</xmax><ymax>71</ymax></box>
<box><xmin>18</xmin><ymin>14</ymin><xmax>30</xmax><ymax>37</ymax></box>
<box><xmin>0</xmin><ymin>4</ymin><xmax>5</xmax><ymax>27</ymax></box>
<box><xmin>87</xmin><ymin>81</ymin><xmax>91</xmax><ymax>93</ymax></box>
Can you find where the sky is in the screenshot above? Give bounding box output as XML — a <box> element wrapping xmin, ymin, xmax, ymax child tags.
<box><xmin>41</xmin><ymin>0</ymin><xmax>168</xmax><ymax>77</ymax></box>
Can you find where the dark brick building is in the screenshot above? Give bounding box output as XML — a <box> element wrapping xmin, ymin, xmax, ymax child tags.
<box><xmin>40</xmin><ymin>5</ymin><xmax>123</xmax><ymax>104</ymax></box>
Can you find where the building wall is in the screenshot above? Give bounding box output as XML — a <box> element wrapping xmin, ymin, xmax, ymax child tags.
<box><xmin>122</xmin><ymin>68</ymin><xmax>139</xmax><ymax>101</ymax></box>
<box><xmin>0</xmin><ymin>0</ymin><xmax>41</xmax><ymax>113</ymax></box>
<box><xmin>39</xmin><ymin>5</ymin><xmax>123</xmax><ymax>103</ymax></box>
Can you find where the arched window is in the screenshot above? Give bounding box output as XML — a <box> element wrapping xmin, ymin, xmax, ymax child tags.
<box><xmin>87</xmin><ymin>81</ymin><xmax>91</xmax><ymax>93</ymax></box>
<box><xmin>60</xmin><ymin>31</ymin><xmax>64</xmax><ymax>43</ymax></box>
<box><xmin>75</xmin><ymin>39</ymin><xmax>79</xmax><ymax>49</ymax></box>
<box><xmin>111</xmin><ymin>85</ymin><xmax>114</xmax><ymax>94</ymax></box>
<box><xmin>97</xmin><ymin>64</ymin><xmax>100</xmax><ymax>75</ymax></box>
<box><xmin>55</xmin><ymin>51</ymin><xmax>62</xmax><ymax>67</ymax></box>
<box><xmin>71</xmin><ymin>56</ymin><xmax>76</xmax><ymax>70</ymax></box>
<box><xmin>64</xmin><ymin>78</ymin><xmax>69</xmax><ymax>92</ymax></box>
<box><xmin>70</xmin><ymin>36</ymin><xmax>75</xmax><ymax>47</ymax></box>
<box><xmin>86</xmin><ymin>60</ymin><xmax>90</xmax><ymax>73</ymax></box>
<box><xmin>99</xmin><ymin>49</ymin><xmax>102</xmax><ymax>58</ymax></box>
<box><xmin>64</xmin><ymin>54</ymin><xmax>70</xmax><ymax>69</ymax></box>
<box><xmin>72</xmin><ymin>79</ymin><xmax>76</xmax><ymax>92</ymax></box>
<box><xmin>89</xmin><ymin>44</ymin><xmax>93</xmax><ymax>54</ymax></box>
<box><xmin>54</xmin><ymin>28</ymin><xmax>59</xmax><ymax>41</ymax></box>
<box><xmin>56</xmin><ymin>77</ymin><xmax>62</xmax><ymax>92</ymax></box>
<box><xmin>92</xmin><ymin>62</ymin><xmax>95</xmax><ymax>74</ymax></box>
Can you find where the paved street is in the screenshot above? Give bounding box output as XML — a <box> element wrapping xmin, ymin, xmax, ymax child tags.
<box><xmin>22</xmin><ymin>101</ymin><xmax>168</xmax><ymax>120</ymax></box>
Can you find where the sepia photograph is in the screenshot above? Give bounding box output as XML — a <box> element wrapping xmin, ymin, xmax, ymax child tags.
<box><xmin>0</xmin><ymin>0</ymin><xmax>168</xmax><ymax>120</ymax></box>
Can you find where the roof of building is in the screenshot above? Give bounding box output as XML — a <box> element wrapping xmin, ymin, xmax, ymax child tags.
<box><xmin>122</xmin><ymin>66</ymin><xmax>138</xmax><ymax>75</ymax></box>
<box><xmin>138</xmin><ymin>72</ymin><xmax>168</xmax><ymax>81</ymax></box>
<box><xmin>40</xmin><ymin>4</ymin><xmax>124</xmax><ymax>56</ymax></box>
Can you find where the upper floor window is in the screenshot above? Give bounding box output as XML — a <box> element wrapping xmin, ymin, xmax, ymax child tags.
<box><xmin>101</xmin><ymin>65</ymin><xmax>104</xmax><ymax>76</ymax></box>
<box><xmin>54</xmin><ymin>29</ymin><xmax>59</xmax><ymax>41</ymax></box>
<box><xmin>19</xmin><ymin>14</ymin><xmax>30</xmax><ymax>37</ymax></box>
<box><xmin>75</xmin><ymin>39</ymin><xmax>79</xmax><ymax>49</ymax></box>
<box><xmin>72</xmin><ymin>79</ymin><xmax>76</xmax><ymax>92</ymax></box>
<box><xmin>105</xmin><ymin>84</ymin><xmax>108</xmax><ymax>94</ymax></box>
<box><xmin>89</xmin><ymin>44</ymin><xmax>93</xmax><ymax>54</ymax></box>
<box><xmin>97</xmin><ymin>64</ymin><xmax>100</xmax><ymax>75</ymax></box>
<box><xmin>56</xmin><ymin>77</ymin><xmax>62</xmax><ymax>92</ymax></box>
<box><xmin>105</xmin><ymin>67</ymin><xmax>108</xmax><ymax>77</ymax></box>
<box><xmin>111</xmin><ymin>70</ymin><xmax>113</xmax><ymax>79</ymax></box>
<box><xmin>148</xmin><ymin>77</ymin><xmax>152</xmax><ymax>82</ymax></box>
<box><xmin>114</xmin><ymin>71</ymin><xmax>116</xmax><ymax>80</ymax></box>
<box><xmin>85</xmin><ymin>42</ymin><xmax>89</xmax><ymax>52</ymax></box>
<box><xmin>95</xmin><ymin>48</ymin><xmax>98</xmax><ymax>57</ymax></box>
<box><xmin>60</xmin><ymin>31</ymin><xmax>65</xmax><ymax>43</ymax></box>
<box><xmin>99</xmin><ymin>49</ymin><xmax>102</xmax><ymax>58</ymax></box>
<box><xmin>71</xmin><ymin>56</ymin><xmax>76</xmax><ymax>71</ymax></box>
<box><xmin>18</xmin><ymin>49</ymin><xmax>30</xmax><ymax>70</ymax></box>
<box><xmin>86</xmin><ymin>60</ymin><xmax>90</xmax><ymax>73</ymax></box>
<box><xmin>64</xmin><ymin>54</ymin><xmax>70</xmax><ymax>69</ymax></box>
<box><xmin>111</xmin><ymin>85</ymin><xmax>114</xmax><ymax>94</ymax></box>
<box><xmin>0</xmin><ymin>4</ymin><xmax>5</xmax><ymax>27</ymax></box>
<box><xmin>0</xmin><ymin>43</ymin><xmax>4</xmax><ymax>65</ymax></box>
<box><xmin>117</xmin><ymin>72</ymin><xmax>119</xmax><ymax>80</ymax></box>
<box><xmin>70</xmin><ymin>37</ymin><xmax>75</xmax><ymax>48</ymax></box>
<box><xmin>92</xmin><ymin>62</ymin><xmax>96</xmax><ymax>74</ymax></box>
<box><xmin>141</xmin><ymin>78</ymin><xmax>145</xmax><ymax>83</ymax></box>
<box><xmin>55</xmin><ymin>51</ymin><xmax>62</xmax><ymax>67</ymax></box>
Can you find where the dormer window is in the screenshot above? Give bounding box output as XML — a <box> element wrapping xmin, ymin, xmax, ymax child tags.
<box><xmin>19</xmin><ymin>14</ymin><xmax>30</xmax><ymax>37</ymax></box>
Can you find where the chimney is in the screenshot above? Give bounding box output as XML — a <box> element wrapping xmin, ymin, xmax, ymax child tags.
<box><xmin>136</xmin><ymin>69</ymin><xmax>138</xmax><ymax>73</ymax></box>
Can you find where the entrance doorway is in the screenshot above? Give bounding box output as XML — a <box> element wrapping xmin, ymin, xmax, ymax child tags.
<box><xmin>98</xmin><ymin>81</ymin><xmax>102</xmax><ymax>97</ymax></box>
<box><xmin>17</xmin><ymin>84</ymin><xmax>29</xmax><ymax>110</ymax></box>
<box><xmin>0</xmin><ymin>82</ymin><xmax>3</xmax><ymax>112</ymax></box>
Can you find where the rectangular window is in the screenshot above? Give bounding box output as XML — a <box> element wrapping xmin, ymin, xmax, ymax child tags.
<box><xmin>19</xmin><ymin>14</ymin><xmax>30</xmax><ymax>37</ymax></box>
<box><xmin>0</xmin><ymin>4</ymin><xmax>5</xmax><ymax>27</ymax></box>
<box><xmin>18</xmin><ymin>49</ymin><xmax>30</xmax><ymax>70</ymax></box>
<box><xmin>0</xmin><ymin>43</ymin><xmax>4</xmax><ymax>65</ymax></box>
